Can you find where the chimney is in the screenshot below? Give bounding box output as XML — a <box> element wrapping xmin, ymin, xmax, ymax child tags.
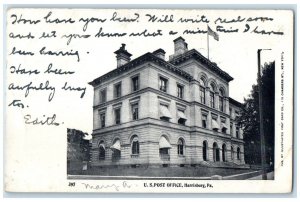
<box><xmin>173</xmin><ymin>36</ymin><xmax>188</xmax><ymax>56</ymax></box>
<box><xmin>153</xmin><ymin>48</ymin><xmax>166</xmax><ymax>60</ymax></box>
<box><xmin>114</xmin><ymin>44</ymin><xmax>132</xmax><ymax>68</ymax></box>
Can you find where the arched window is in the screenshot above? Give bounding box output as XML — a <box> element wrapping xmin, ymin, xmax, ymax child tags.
<box><xmin>131</xmin><ymin>136</ymin><xmax>140</xmax><ymax>155</ymax></box>
<box><xmin>222</xmin><ymin>144</ymin><xmax>226</xmax><ymax>162</ymax></box>
<box><xmin>200</xmin><ymin>78</ymin><xmax>206</xmax><ymax>104</ymax></box>
<box><xmin>213</xmin><ymin>142</ymin><xmax>220</xmax><ymax>162</ymax></box>
<box><xmin>110</xmin><ymin>138</ymin><xmax>121</xmax><ymax>161</ymax></box>
<box><xmin>203</xmin><ymin>141</ymin><xmax>208</xmax><ymax>161</ymax></box>
<box><xmin>99</xmin><ymin>141</ymin><xmax>105</xmax><ymax>160</ymax></box>
<box><xmin>219</xmin><ymin>88</ymin><xmax>225</xmax><ymax>112</ymax></box>
<box><xmin>237</xmin><ymin>147</ymin><xmax>241</xmax><ymax>160</ymax></box>
<box><xmin>231</xmin><ymin>146</ymin><xmax>234</xmax><ymax>160</ymax></box>
<box><xmin>210</xmin><ymin>83</ymin><xmax>215</xmax><ymax>108</ymax></box>
<box><xmin>177</xmin><ymin>138</ymin><xmax>184</xmax><ymax>156</ymax></box>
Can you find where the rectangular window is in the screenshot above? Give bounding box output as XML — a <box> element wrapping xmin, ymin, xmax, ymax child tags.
<box><xmin>229</xmin><ymin>108</ymin><xmax>232</xmax><ymax>117</ymax></box>
<box><xmin>100</xmin><ymin>89</ymin><xmax>107</xmax><ymax>104</ymax></box>
<box><xmin>160</xmin><ymin>104</ymin><xmax>171</xmax><ymax>122</ymax></box>
<box><xmin>100</xmin><ymin>113</ymin><xmax>105</xmax><ymax>128</ymax></box>
<box><xmin>177</xmin><ymin>84</ymin><xmax>184</xmax><ymax>99</ymax></box>
<box><xmin>219</xmin><ymin>97</ymin><xmax>224</xmax><ymax>112</ymax></box>
<box><xmin>132</xmin><ymin>103</ymin><xmax>139</xmax><ymax>120</ymax></box>
<box><xmin>221</xmin><ymin>119</ymin><xmax>227</xmax><ymax>133</ymax></box>
<box><xmin>177</xmin><ymin>109</ymin><xmax>186</xmax><ymax>125</ymax></box>
<box><xmin>236</xmin><ymin>126</ymin><xmax>240</xmax><ymax>138</ymax></box>
<box><xmin>210</xmin><ymin>92</ymin><xmax>215</xmax><ymax>108</ymax></box>
<box><xmin>202</xmin><ymin>114</ymin><xmax>207</xmax><ymax>128</ymax></box>
<box><xmin>132</xmin><ymin>76</ymin><xmax>139</xmax><ymax>92</ymax></box>
<box><xmin>200</xmin><ymin>86</ymin><xmax>206</xmax><ymax>104</ymax></box>
<box><xmin>212</xmin><ymin>117</ymin><xmax>219</xmax><ymax>131</ymax></box>
<box><xmin>230</xmin><ymin>122</ymin><xmax>233</xmax><ymax>136</ymax></box>
<box><xmin>159</xmin><ymin>77</ymin><xmax>168</xmax><ymax>92</ymax></box>
<box><xmin>114</xmin><ymin>108</ymin><xmax>121</xmax><ymax>124</ymax></box>
<box><xmin>114</xmin><ymin>82</ymin><xmax>122</xmax><ymax>98</ymax></box>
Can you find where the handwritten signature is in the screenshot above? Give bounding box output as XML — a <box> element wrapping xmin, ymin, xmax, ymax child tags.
<box><xmin>81</xmin><ymin>181</ymin><xmax>136</xmax><ymax>192</ymax></box>
<box><xmin>24</xmin><ymin>114</ymin><xmax>61</xmax><ymax>126</ymax></box>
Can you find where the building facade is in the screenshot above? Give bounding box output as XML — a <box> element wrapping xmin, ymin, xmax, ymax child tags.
<box><xmin>89</xmin><ymin>37</ymin><xmax>245</xmax><ymax>168</ymax></box>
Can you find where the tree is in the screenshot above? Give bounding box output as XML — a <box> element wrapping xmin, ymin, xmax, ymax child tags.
<box><xmin>239</xmin><ymin>61</ymin><xmax>275</xmax><ymax>169</ymax></box>
<box><xmin>67</xmin><ymin>128</ymin><xmax>90</xmax><ymax>162</ymax></box>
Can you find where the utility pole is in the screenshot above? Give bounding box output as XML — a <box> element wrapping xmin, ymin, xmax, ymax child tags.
<box><xmin>257</xmin><ymin>49</ymin><xmax>271</xmax><ymax>180</ymax></box>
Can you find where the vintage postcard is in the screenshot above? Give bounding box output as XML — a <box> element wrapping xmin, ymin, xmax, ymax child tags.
<box><xmin>4</xmin><ymin>8</ymin><xmax>293</xmax><ymax>193</ymax></box>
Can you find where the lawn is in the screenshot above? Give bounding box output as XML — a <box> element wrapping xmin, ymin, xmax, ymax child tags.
<box><xmin>69</xmin><ymin>165</ymin><xmax>259</xmax><ymax>179</ymax></box>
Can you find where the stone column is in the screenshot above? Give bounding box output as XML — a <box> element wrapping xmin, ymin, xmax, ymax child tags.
<box><xmin>226</xmin><ymin>147</ymin><xmax>231</xmax><ymax>162</ymax></box>
<box><xmin>233</xmin><ymin>149</ymin><xmax>237</xmax><ymax>163</ymax></box>
<box><xmin>215</xmin><ymin>92</ymin><xmax>219</xmax><ymax>110</ymax></box>
<box><xmin>208</xmin><ymin>147</ymin><xmax>214</xmax><ymax>161</ymax></box>
<box><xmin>217</xmin><ymin>115</ymin><xmax>221</xmax><ymax>132</ymax></box>
<box><xmin>239</xmin><ymin>127</ymin><xmax>244</xmax><ymax>139</ymax></box>
<box><xmin>190</xmin><ymin>132</ymin><xmax>200</xmax><ymax>164</ymax></box>
<box><xmin>207</xmin><ymin>111</ymin><xmax>212</xmax><ymax>130</ymax></box>
<box><xmin>224</xmin><ymin>97</ymin><xmax>230</xmax><ymax>115</ymax></box>
<box><xmin>190</xmin><ymin>81</ymin><xmax>199</xmax><ymax>102</ymax></box>
<box><xmin>198</xmin><ymin>144</ymin><xmax>204</xmax><ymax>163</ymax></box>
<box><xmin>226</xmin><ymin>117</ymin><xmax>230</xmax><ymax>135</ymax></box>
<box><xmin>219</xmin><ymin>148</ymin><xmax>223</xmax><ymax>162</ymax></box>
<box><xmin>233</xmin><ymin>123</ymin><xmax>237</xmax><ymax>138</ymax></box>
<box><xmin>205</xmin><ymin>87</ymin><xmax>210</xmax><ymax>106</ymax></box>
<box><xmin>240</xmin><ymin>145</ymin><xmax>245</xmax><ymax>164</ymax></box>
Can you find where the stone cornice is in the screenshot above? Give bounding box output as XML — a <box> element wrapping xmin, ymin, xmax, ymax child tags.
<box><xmin>93</xmin><ymin>87</ymin><xmax>191</xmax><ymax>109</ymax></box>
<box><xmin>93</xmin><ymin>87</ymin><xmax>233</xmax><ymax>118</ymax></box>
<box><xmin>92</xmin><ymin>117</ymin><xmax>237</xmax><ymax>142</ymax></box>
<box><xmin>89</xmin><ymin>53</ymin><xmax>194</xmax><ymax>87</ymax></box>
<box><xmin>169</xmin><ymin>49</ymin><xmax>234</xmax><ymax>82</ymax></box>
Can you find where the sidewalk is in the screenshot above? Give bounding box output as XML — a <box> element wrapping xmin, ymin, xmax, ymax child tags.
<box><xmin>248</xmin><ymin>171</ymin><xmax>274</xmax><ymax>180</ymax></box>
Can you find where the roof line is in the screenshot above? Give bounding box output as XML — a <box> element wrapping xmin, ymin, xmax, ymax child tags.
<box><xmin>89</xmin><ymin>52</ymin><xmax>194</xmax><ymax>87</ymax></box>
<box><xmin>229</xmin><ymin>97</ymin><xmax>242</xmax><ymax>107</ymax></box>
<box><xmin>169</xmin><ymin>49</ymin><xmax>234</xmax><ymax>82</ymax></box>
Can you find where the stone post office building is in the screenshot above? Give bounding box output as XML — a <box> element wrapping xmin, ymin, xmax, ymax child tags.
<box><xmin>89</xmin><ymin>37</ymin><xmax>245</xmax><ymax>168</ymax></box>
